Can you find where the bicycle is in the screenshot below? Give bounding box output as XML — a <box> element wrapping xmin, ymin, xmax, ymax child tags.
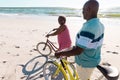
<box><xmin>36</xmin><ymin>29</ymin><xmax>59</xmax><ymax>56</ymax></box>
<box><xmin>43</xmin><ymin>56</ymin><xmax>79</xmax><ymax>80</ymax></box>
<box><xmin>36</xmin><ymin>30</ymin><xmax>119</xmax><ymax>80</ymax></box>
<box><xmin>43</xmin><ymin>56</ymin><xmax>119</xmax><ymax>80</ymax></box>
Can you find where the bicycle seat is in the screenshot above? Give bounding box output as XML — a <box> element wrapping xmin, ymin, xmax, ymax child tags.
<box><xmin>97</xmin><ymin>65</ymin><xmax>119</xmax><ymax>80</ymax></box>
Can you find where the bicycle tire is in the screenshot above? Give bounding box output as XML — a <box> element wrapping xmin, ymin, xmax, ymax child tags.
<box><xmin>36</xmin><ymin>42</ymin><xmax>52</xmax><ymax>56</ymax></box>
<box><xmin>43</xmin><ymin>61</ymin><xmax>66</xmax><ymax>80</ymax></box>
<box><xmin>22</xmin><ymin>55</ymin><xmax>48</xmax><ymax>75</ymax></box>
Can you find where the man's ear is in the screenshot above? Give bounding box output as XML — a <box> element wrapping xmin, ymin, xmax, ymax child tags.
<box><xmin>86</xmin><ymin>7</ymin><xmax>91</xmax><ymax>12</ymax></box>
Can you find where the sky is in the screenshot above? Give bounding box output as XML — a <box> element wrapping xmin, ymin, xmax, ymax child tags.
<box><xmin>0</xmin><ymin>0</ymin><xmax>120</xmax><ymax>9</ymax></box>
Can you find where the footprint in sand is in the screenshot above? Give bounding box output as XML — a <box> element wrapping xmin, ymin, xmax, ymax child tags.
<box><xmin>106</xmin><ymin>51</ymin><xmax>119</xmax><ymax>54</ymax></box>
<box><xmin>106</xmin><ymin>51</ymin><xmax>112</xmax><ymax>53</ymax></box>
<box><xmin>116</xmin><ymin>45</ymin><xmax>119</xmax><ymax>47</ymax></box>
<box><xmin>112</xmin><ymin>51</ymin><xmax>119</xmax><ymax>54</ymax></box>
<box><xmin>15</xmin><ymin>45</ymin><xmax>20</xmax><ymax>48</ymax></box>
<box><xmin>0</xmin><ymin>41</ymin><xmax>6</xmax><ymax>46</ymax></box>
<box><xmin>30</xmin><ymin>48</ymin><xmax>37</xmax><ymax>52</ymax></box>
<box><xmin>16</xmin><ymin>54</ymin><xmax>20</xmax><ymax>56</ymax></box>
<box><xmin>7</xmin><ymin>52</ymin><xmax>10</xmax><ymax>54</ymax></box>
<box><xmin>0</xmin><ymin>77</ymin><xmax>5</xmax><ymax>79</ymax></box>
<box><xmin>102</xmin><ymin>62</ymin><xmax>111</xmax><ymax>66</ymax></box>
<box><xmin>3</xmin><ymin>61</ymin><xmax>7</xmax><ymax>63</ymax></box>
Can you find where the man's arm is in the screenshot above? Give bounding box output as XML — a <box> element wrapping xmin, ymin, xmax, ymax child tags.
<box><xmin>55</xmin><ymin>46</ymin><xmax>84</xmax><ymax>57</ymax></box>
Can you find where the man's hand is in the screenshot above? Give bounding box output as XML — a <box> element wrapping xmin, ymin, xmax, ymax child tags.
<box><xmin>55</xmin><ymin>52</ymin><xmax>61</xmax><ymax>58</ymax></box>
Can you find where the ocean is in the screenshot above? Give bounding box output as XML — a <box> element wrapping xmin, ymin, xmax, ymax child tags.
<box><xmin>0</xmin><ymin>7</ymin><xmax>120</xmax><ymax>18</ymax></box>
<box><xmin>0</xmin><ymin>7</ymin><xmax>81</xmax><ymax>17</ymax></box>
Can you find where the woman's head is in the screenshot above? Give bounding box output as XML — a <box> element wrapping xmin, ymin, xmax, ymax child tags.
<box><xmin>58</xmin><ymin>16</ymin><xmax>66</xmax><ymax>25</ymax></box>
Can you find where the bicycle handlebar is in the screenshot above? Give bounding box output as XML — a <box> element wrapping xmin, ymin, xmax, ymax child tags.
<box><xmin>45</xmin><ymin>29</ymin><xmax>57</xmax><ymax>38</ymax></box>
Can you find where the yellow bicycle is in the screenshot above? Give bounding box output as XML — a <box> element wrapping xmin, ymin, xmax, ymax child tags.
<box><xmin>43</xmin><ymin>57</ymin><xmax>79</xmax><ymax>80</ymax></box>
<box><xmin>36</xmin><ymin>30</ymin><xmax>119</xmax><ymax>80</ymax></box>
<box><xmin>43</xmin><ymin>56</ymin><xmax>119</xmax><ymax>80</ymax></box>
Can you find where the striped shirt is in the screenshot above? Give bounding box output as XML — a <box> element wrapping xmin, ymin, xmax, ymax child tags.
<box><xmin>75</xmin><ymin>18</ymin><xmax>104</xmax><ymax>68</ymax></box>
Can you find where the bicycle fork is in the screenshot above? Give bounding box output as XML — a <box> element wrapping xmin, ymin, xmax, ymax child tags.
<box><xmin>51</xmin><ymin>62</ymin><xmax>66</xmax><ymax>79</ymax></box>
<box><xmin>60</xmin><ymin>60</ymin><xmax>80</xmax><ymax>80</ymax></box>
<box><xmin>43</xmin><ymin>43</ymin><xmax>47</xmax><ymax>50</ymax></box>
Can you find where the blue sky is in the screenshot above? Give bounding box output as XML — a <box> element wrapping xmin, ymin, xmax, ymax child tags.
<box><xmin>0</xmin><ymin>0</ymin><xmax>120</xmax><ymax>9</ymax></box>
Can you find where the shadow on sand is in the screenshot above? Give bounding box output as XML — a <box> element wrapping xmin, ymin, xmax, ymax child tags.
<box><xmin>20</xmin><ymin>55</ymin><xmax>48</xmax><ymax>80</ymax></box>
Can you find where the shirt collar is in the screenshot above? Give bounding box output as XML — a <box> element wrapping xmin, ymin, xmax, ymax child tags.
<box><xmin>87</xmin><ymin>18</ymin><xmax>99</xmax><ymax>23</ymax></box>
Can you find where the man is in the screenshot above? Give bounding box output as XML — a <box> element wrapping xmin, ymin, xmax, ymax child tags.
<box><xmin>55</xmin><ymin>0</ymin><xmax>105</xmax><ymax>80</ymax></box>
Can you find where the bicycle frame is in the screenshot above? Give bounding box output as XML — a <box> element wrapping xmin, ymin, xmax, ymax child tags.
<box><xmin>45</xmin><ymin>38</ymin><xmax>58</xmax><ymax>52</ymax></box>
<box><xmin>52</xmin><ymin>58</ymin><xmax>79</xmax><ymax>80</ymax></box>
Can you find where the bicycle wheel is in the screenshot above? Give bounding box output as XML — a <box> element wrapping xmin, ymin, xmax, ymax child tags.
<box><xmin>68</xmin><ymin>63</ymin><xmax>76</xmax><ymax>77</ymax></box>
<box><xmin>36</xmin><ymin>42</ymin><xmax>52</xmax><ymax>56</ymax></box>
<box><xmin>65</xmin><ymin>62</ymin><xmax>79</xmax><ymax>79</ymax></box>
<box><xmin>22</xmin><ymin>55</ymin><xmax>48</xmax><ymax>75</ymax></box>
<box><xmin>43</xmin><ymin>61</ymin><xmax>66</xmax><ymax>80</ymax></box>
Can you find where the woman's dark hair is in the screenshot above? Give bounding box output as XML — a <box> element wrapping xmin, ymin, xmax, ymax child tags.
<box><xmin>58</xmin><ymin>16</ymin><xmax>66</xmax><ymax>22</ymax></box>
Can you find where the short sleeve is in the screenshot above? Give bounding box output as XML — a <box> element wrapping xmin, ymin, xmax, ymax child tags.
<box><xmin>76</xmin><ymin>31</ymin><xmax>95</xmax><ymax>49</ymax></box>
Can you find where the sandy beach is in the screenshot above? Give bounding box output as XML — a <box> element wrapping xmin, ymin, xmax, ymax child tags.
<box><xmin>0</xmin><ymin>15</ymin><xmax>120</xmax><ymax>80</ymax></box>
